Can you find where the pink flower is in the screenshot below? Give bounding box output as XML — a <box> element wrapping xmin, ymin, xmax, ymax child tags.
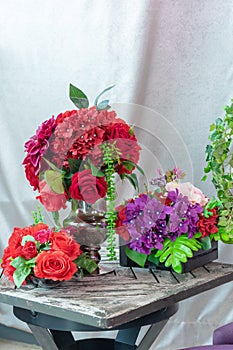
<box><xmin>34</xmin><ymin>229</ymin><xmax>51</xmax><ymax>243</ymax></box>
<box><xmin>36</xmin><ymin>180</ymin><xmax>67</xmax><ymax>212</ymax></box>
<box><xmin>165</xmin><ymin>181</ymin><xmax>208</xmax><ymax>206</ymax></box>
<box><xmin>23</xmin><ymin>116</ymin><xmax>56</xmax><ymax>175</ymax></box>
<box><xmin>36</xmin><ymin>116</ymin><xmax>56</xmax><ymax>140</ymax></box>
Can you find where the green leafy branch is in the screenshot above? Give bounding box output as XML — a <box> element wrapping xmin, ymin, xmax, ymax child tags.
<box><xmin>203</xmin><ymin>100</ymin><xmax>233</xmax><ymax>243</ymax></box>
<box><xmin>101</xmin><ymin>142</ymin><xmax>121</xmax><ymax>260</ymax></box>
<box><xmin>32</xmin><ymin>206</ymin><xmax>44</xmax><ymax>224</ymax></box>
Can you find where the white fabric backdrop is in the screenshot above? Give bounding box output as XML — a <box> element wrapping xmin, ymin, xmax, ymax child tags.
<box><xmin>0</xmin><ymin>0</ymin><xmax>233</xmax><ymax>348</ymax></box>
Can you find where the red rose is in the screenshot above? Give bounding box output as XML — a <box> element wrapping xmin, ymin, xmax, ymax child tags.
<box><xmin>1</xmin><ymin>247</ymin><xmax>16</xmax><ymax>283</ymax></box>
<box><xmin>31</xmin><ymin>223</ymin><xmax>49</xmax><ymax>233</ymax></box>
<box><xmin>7</xmin><ymin>224</ymin><xmax>48</xmax><ymax>256</ymax></box>
<box><xmin>21</xmin><ymin>241</ymin><xmax>37</xmax><ymax>260</ymax></box>
<box><xmin>103</xmin><ymin>122</ymin><xmax>141</xmax><ymax>175</ymax></box>
<box><xmin>69</xmin><ymin>169</ymin><xmax>107</xmax><ymax>204</ymax></box>
<box><xmin>30</xmin><ymin>222</ymin><xmax>49</xmax><ymax>236</ymax></box>
<box><xmin>117</xmin><ymin>138</ymin><xmax>140</xmax><ymax>164</ymax></box>
<box><xmin>197</xmin><ymin>208</ymin><xmax>219</xmax><ymax>237</ymax></box>
<box><xmin>34</xmin><ymin>250</ymin><xmax>77</xmax><ymax>281</ymax></box>
<box><xmin>49</xmin><ymin>230</ymin><xmax>82</xmax><ymax>260</ymax></box>
<box><xmin>36</xmin><ymin>180</ymin><xmax>68</xmax><ymax>212</ymax></box>
<box><xmin>104</xmin><ymin>122</ymin><xmax>133</xmax><ymax>140</ymax></box>
<box><xmin>8</xmin><ymin>226</ymin><xmax>33</xmax><ymax>256</ymax></box>
<box><xmin>55</xmin><ymin>110</ymin><xmax>78</xmax><ymax>124</ymax></box>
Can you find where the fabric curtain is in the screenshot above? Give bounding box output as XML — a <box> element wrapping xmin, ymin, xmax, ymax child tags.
<box><xmin>0</xmin><ymin>0</ymin><xmax>233</xmax><ymax>348</ymax></box>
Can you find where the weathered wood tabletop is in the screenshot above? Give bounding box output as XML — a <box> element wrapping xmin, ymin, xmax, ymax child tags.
<box><xmin>0</xmin><ymin>262</ymin><xmax>233</xmax><ymax>330</ymax></box>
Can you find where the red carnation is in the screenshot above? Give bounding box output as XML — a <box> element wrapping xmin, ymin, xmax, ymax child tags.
<box><xmin>197</xmin><ymin>208</ymin><xmax>219</xmax><ymax>237</ymax></box>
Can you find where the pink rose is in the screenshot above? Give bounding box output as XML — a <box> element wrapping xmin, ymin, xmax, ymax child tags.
<box><xmin>165</xmin><ymin>181</ymin><xmax>208</xmax><ymax>206</ymax></box>
<box><xmin>36</xmin><ymin>180</ymin><xmax>67</xmax><ymax>212</ymax></box>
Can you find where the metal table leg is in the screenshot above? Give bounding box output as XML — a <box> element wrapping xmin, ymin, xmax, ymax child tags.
<box><xmin>137</xmin><ymin>319</ymin><xmax>169</xmax><ymax>350</ymax></box>
<box><xmin>27</xmin><ymin>324</ymin><xmax>59</xmax><ymax>350</ymax></box>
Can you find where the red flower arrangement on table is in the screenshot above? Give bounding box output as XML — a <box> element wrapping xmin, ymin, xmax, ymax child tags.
<box><xmin>1</xmin><ymin>219</ymin><xmax>97</xmax><ymax>288</ymax></box>
<box><xmin>116</xmin><ymin>168</ymin><xmax>221</xmax><ymax>273</ymax></box>
<box><xmin>22</xmin><ymin>84</ymin><xmax>142</xmax><ymax>259</ymax></box>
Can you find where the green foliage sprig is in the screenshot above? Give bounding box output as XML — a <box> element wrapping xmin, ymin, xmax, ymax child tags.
<box><xmin>32</xmin><ymin>206</ymin><xmax>44</xmax><ymax>224</ymax></box>
<box><xmin>204</xmin><ymin>100</ymin><xmax>233</xmax><ymax>243</ymax></box>
<box><xmin>101</xmin><ymin>142</ymin><xmax>121</xmax><ymax>260</ymax></box>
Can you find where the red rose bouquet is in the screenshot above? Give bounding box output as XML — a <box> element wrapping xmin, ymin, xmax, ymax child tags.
<box><xmin>23</xmin><ymin>85</ymin><xmax>141</xmax><ymax>207</ymax></box>
<box><xmin>1</xmin><ymin>221</ymin><xmax>97</xmax><ymax>288</ymax></box>
<box><xmin>22</xmin><ymin>84</ymin><xmax>142</xmax><ymax>259</ymax></box>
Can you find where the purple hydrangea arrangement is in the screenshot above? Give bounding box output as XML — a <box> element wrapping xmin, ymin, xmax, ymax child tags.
<box><xmin>116</xmin><ymin>168</ymin><xmax>221</xmax><ymax>273</ymax></box>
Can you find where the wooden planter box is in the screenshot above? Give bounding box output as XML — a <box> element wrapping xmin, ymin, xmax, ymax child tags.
<box><xmin>119</xmin><ymin>239</ymin><xmax>218</xmax><ymax>273</ymax></box>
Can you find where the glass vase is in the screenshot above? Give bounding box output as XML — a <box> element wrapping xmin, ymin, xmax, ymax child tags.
<box><xmin>63</xmin><ymin>200</ymin><xmax>107</xmax><ymax>274</ymax></box>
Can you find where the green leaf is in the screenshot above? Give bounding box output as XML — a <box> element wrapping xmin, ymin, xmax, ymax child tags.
<box><xmin>201</xmin><ymin>236</ymin><xmax>212</xmax><ymax>250</ymax></box>
<box><xmin>159</xmin><ymin>246</ymin><xmax>172</xmax><ymax>263</ymax></box>
<box><xmin>125</xmin><ymin>246</ymin><xmax>147</xmax><ymax>267</ymax></box>
<box><xmin>88</xmin><ymin>161</ymin><xmax>105</xmax><ymax>177</ymax></box>
<box><xmin>74</xmin><ymin>253</ymin><xmax>98</xmax><ymax>274</ymax></box>
<box><xmin>125</xmin><ymin>173</ymin><xmax>139</xmax><ymax>191</ymax></box>
<box><xmin>129</xmin><ymin>125</ymin><xmax>135</xmax><ymax>136</ymax></box>
<box><xmin>69</xmin><ymin>83</ymin><xmax>89</xmax><ymax>109</ymax></box>
<box><xmin>11</xmin><ymin>256</ymin><xmax>27</xmax><ymax>269</ymax></box>
<box><xmin>122</xmin><ymin>160</ymin><xmax>145</xmax><ymax>176</ymax></box>
<box><xmin>21</xmin><ymin>235</ymin><xmax>36</xmax><ymax>246</ymax></box>
<box><xmin>42</xmin><ymin>158</ymin><xmax>62</xmax><ymax>172</ymax></box>
<box><xmin>174</xmin><ymin>243</ymin><xmax>193</xmax><ymax>258</ymax></box>
<box><xmin>25</xmin><ymin>258</ymin><xmax>36</xmax><ymax>266</ymax></box>
<box><xmin>45</xmin><ymin>170</ymin><xmax>64</xmax><ymax>194</ymax></box>
<box><xmin>94</xmin><ymin>85</ymin><xmax>115</xmax><ymax>106</ymax></box>
<box><xmin>52</xmin><ymin>211</ymin><xmax>61</xmax><ymax>228</ymax></box>
<box><xmin>13</xmin><ymin>266</ymin><xmax>31</xmax><ymax>288</ymax></box>
<box><xmin>147</xmin><ymin>253</ymin><xmax>160</xmax><ymax>266</ymax></box>
<box><xmin>97</xmin><ymin>100</ymin><xmax>111</xmax><ymax>111</ymax></box>
<box><xmin>209</xmin><ymin>123</ymin><xmax>216</xmax><ymax>131</ymax></box>
<box><xmin>155</xmin><ymin>235</ymin><xmax>202</xmax><ymax>274</ymax></box>
<box><xmin>201</xmin><ymin>175</ymin><xmax>207</xmax><ymax>182</ymax></box>
<box><xmin>11</xmin><ymin>257</ymin><xmax>32</xmax><ymax>288</ymax></box>
<box><xmin>122</xmin><ymin>161</ymin><xmax>134</xmax><ymax>171</ymax></box>
<box><xmin>68</xmin><ymin>158</ymin><xmax>82</xmax><ymax>174</ymax></box>
<box><xmin>173</xmin><ymin>249</ymin><xmax>188</xmax><ymax>263</ymax></box>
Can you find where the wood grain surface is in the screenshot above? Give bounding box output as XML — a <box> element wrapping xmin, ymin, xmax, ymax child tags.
<box><xmin>0</xmin><ymin>261</ymin><xmax>233</xmax><ymax>329</ymax></box>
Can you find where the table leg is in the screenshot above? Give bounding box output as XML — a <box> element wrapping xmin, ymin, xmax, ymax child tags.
<box><xmin>137</xmin><ymin>319</ymin><xmax>168</xmax><ymax>350</ymax></box>
<box><xmin>115</xmin><ymin>326</ymin><xmax>141</xmax><ymax>349</ymax></box>
<box><xmin>27</xmin><ymin>324</ymin><xmax>59</xmax><ymax>350</ymax></box>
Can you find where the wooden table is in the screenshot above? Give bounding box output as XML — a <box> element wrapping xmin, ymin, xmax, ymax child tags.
<box><xmin>0</xmin><ymin>262</ymin><xmax>233</xmax><ymax>350</ymax></box>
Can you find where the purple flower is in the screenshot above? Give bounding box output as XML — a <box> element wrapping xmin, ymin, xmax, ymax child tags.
<box><xmin>150</xmin><ymin>175</ymin><xmax>166</xmax><ymax>187</ymax></box>
<box><xmin>124</xmin><ymin>194</ymin><xmax>149</xmax><ymax>222</ymax></box>
<box><xmin>128</xmin><ymin>230</ymin><xmax>163</xmax><ymax>254</ymax></box>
